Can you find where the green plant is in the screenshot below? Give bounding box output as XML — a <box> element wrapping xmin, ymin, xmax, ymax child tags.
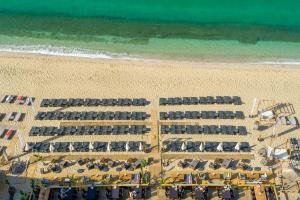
<box><xmin>4</xmin><ymin>177</ymin><xmax>10</xmax><ymax>187</ymax></box>
<box><xmin>158</xmin><ymin>177</ymin><xmax>168</xmax><ymax>185</ymax></box>
<box><xmin>20</xmin><ymin>190</ymin><xmax>30</xmax><ymax>200</ymax></box>
<box><xmin>102</xmin><ymin>176</ymin><xmax>114</xmax><ymax>185</ymax></box>
<box><xmin>34</xmin><ymin>154</ymin><xmax>45</xmax><ymax>162</ymax></box>
<box><xmin>66</xmin><ymin>174</ymin><xmax>77</xmax><ymax>187</ymax></box>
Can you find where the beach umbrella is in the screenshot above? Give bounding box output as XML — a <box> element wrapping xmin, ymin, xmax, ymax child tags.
<box><xmin>125</xmin><ymin>142</ymin><xmax>129</xmax><ymax>151</ymax></box>
<box><xmin>107</xmin><ymin>143</ymin><xmax>110</xmax><ymax>152</ymax></box>
<box><xmin>89</xmin><ymin>142</ymin><xmax>94</xmax><ymax>151</ymax></box>
<box><xmin>49</xmin><ymin>143</ymin><xmax>54</xmax><ymax>152</ymax></box>
<box><xmin>217</xmin><ymin>143</ymin><xmax>223</xmax><ymax>152</ymax></box>
<box><xmin>69</xmin><ymin>143</ymin><xmax>74</xmax><ymax>152</ymax></box>
<box><xmin>24</xmin><ymin>143</ymin><xmax>29</xmax><ymax>152</ymax></box>
<box><xmin>199</xmin><ymin>143</ymin><xmax>204</xmax><ymax>152</ymax></box>
<box><xmin>181</xmin><ymin>142</ymin><xmax>186</xmax><ymax>151</ymax></box>
<box><xmin>139</xmin><ymin>142</ymin><xmax>143</xmax><ymax>151</ymax></box>
<box><xmin>234</xmin><ymin>142</ymin><xmax>240</xmax><ymax>151</ymax></box>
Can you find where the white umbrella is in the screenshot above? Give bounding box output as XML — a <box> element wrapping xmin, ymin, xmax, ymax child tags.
<box><xmin>49</xmin><ymin>143</ymin><xmax>54</xmax><ymax>152</ymax></box>
<box><xmin>24</xmin><ymin>143</ymin><xmax>30</xmax><ymax>152</ymax></box>
<box><xmin>217</xmin><ymin>143</ymin><xmax>223</xmax><ymax>152</ymax></box>
<box><xmin>199</xmin><ymin>143</ymin><xmax>204</xmax><ymax>152</ymax></box>
<box><xmin>69</xmin><ymin>143</ymin><xmax>74</xmax><ymax>152</ymax></box>
<box><xmin>181</xmin><ymin>142</ymin><xmax>186</xmax><ymax>151</ymax></box>
<box><xmin>107</xmin><ymin>143</ymin><xmax>110</xmax><ymax>152</ymax></box>
<box><xmin>234</xmin><ymin>143</ymin><xmax>240</xmax><ymax>151</ymax></box>
<box><xmin>89</xmin><ymin>142</ymin><xmax>94</xmax><ymax>151</ymax></box>
<box><xmin>139</xmin><ymin>142</ymin><xmax>143</xmax><ymax>151</ymax></box>
<box><xmin>125</xmin><ymin>142</ymin><xmax>129</xmax><ymax>151</ymax></box>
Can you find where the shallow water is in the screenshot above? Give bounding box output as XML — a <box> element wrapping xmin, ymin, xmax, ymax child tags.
<box><xmin>0</xmin><ymin>0</ymin><xmax>300</xmax><ymax>61</ymax></box>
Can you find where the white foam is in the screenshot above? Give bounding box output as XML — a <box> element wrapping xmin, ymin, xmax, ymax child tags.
<box><xmin>0</xmin><ymin>45</ymin><xmax>142</xmax><ymax>61</ymax></box>
<box><xmin>252</xmin><ymin>61</ymin><xmax>300</xmax><ymax>65</ymax></box>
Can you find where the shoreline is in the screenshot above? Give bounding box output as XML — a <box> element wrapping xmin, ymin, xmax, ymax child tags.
<box><xmin>1</xmin><ymin>49</ymin><xmax>300</xmax><ymax>69</ymax></box>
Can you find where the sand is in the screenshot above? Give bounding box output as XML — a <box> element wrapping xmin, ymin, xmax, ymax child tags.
<box><xmin>0</xmin><ymin>52</ymin><xmax>300</xmax><ymax>199</ymax></box>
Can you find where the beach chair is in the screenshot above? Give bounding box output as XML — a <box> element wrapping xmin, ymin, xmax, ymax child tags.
<box><xmin>4</xmin><ymin>129</ymin><xmax>14</xmax><ymax>140</ymax></box>
<box><xmin>0</xmin><ymin>95</ymin><xmax>7</xmax><ymax>103</ymax></box>
<box><xmin>207</xmin><ymin>96</ymin><xmax>215</xmax><ymax>104</ymax></box>
<box><xmin>40</xmin><ymin>99</ymin><xmax>48</xmax><ymax>107</ymax></box>
<box><xmin>233</xmin><ymin>96</ymin><xmax>242</xmax><ymax>105</ymax></box>
<box><xmin>14</xmin><ymin>112</ymin><xmax>22</xmax><ymax>122</ymax></box>
<box><xmin>238</xmin><ymin>126</ymin><xmax>247</xmax><ymax>135</ymax></box>
<box><xmin>223</xmin><ymin>96</ymin><xmax>233</xmax><ymax>104</ymax></box>
<box><xmin>201</xmin><ymin>111</ymin><xmax>209</xmax><ymax>119</ymax></box>
<box><xmin>235</xmin><ymin>111</ymin><xmax>244</xmax><ymax>119</ymax></box>
<box><xmin>216</xmin><ymin>96</ymin><xmax>224</xmax><ymax>104</ymax></box>
<box><xmin>199</xmin><ymin>97</ymin><xmax>207</xmax><ymax>104</ymax></box>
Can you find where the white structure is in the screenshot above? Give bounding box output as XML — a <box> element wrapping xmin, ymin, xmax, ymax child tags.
<box><xmin>234</xmin><ymin>143</ymin><xmax>240</xmax><ymax>151</ymax></box>
<box><xmin>181</xmin><ymin>142</ymin><xmax>186</xmax><ymax>151</ymax></box>
<box><xmin>125</xmin><ymin>142</ymin><xmax>129</xmax><ymax>151</ymax></box>
<box><xmin>69</xmin><ymin>143</ymin><xmax>74</xmax><ymax>152</ymax></box>
<box><xmin>49</xmin><ymin>143</ymin><xmax>54</xmax><ymax>152</ymax></box>
<box><xmin>139</xmin><ymin>142</ymin><xmax>143</xmax><ymax>151</ymax></box>
<box><xmin>107</xmin><ymin>143</ymin><xmax>110</xmax><ymax>152</ymax></box>
<box><xmin>199</xmin><ymin>143</ymin><xmax>204</xmax><ymax>152</ymax></box>
<box><xmin>24</xmin><ymin>143</ymin><xmax>30</xmax><ymax>152</ymax></box>
<box><xmin>217</xmin><ymin>143</ymin><xmax>223</xmax><ymax>152</ymax></box>
<box><xmin>89</xmin><ymin>142</ymin><xmax>94</xmax><ymax>151</ymax></box>
<box><xmin>250</xmin><ymin>98</ymin><xmax>257</xmax><ymax>117</ymax></box>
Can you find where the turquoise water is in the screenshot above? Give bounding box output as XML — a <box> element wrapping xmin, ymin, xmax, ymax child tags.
<box><xmin>0</xmin><ymin>0</ymin><xmax>300</xmax><ymax>61</ymax></box>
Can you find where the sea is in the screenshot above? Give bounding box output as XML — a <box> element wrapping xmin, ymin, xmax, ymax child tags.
<box><xmin>0</xmin><ymin>0</ymin><xmax>300</xmax><ymax>63</ymax></box>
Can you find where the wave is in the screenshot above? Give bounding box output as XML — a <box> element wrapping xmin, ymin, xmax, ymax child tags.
<box><xmin>256</xmin><ymin>61</ymin><xmax>300</xmax><ymax>65</ymax></box>
<box><xmin>0</xmin><ymin>44</ymin><xmax>300</xmax><ymax>66</ymax></box>
<box><xmin>0</xmin><ymin>44</ymin><xmax>142</xmax><ymax>61</ymax></box>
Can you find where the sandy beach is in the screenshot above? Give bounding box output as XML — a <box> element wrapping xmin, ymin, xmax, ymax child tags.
<box><xmin>0</xmin><ymin>52</ymin><xmax>300</xmax><ymax>199</ymax></box>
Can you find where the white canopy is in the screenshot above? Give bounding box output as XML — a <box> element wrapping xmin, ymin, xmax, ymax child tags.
<box><xmin>125</xmin><ymin>142</ymin><xmax>129</xmax><ymax>151</ymax></box>
<box><xmin>181</xmin><ymin>142</ymin><xmax>186</xmax><ymax>151</ymax></box>
<box><xmin>234</xmin><ymin>143</ymin><xmax>240</xmax><ymax>151</ymax></box>
<box><xmin>199</xmin><ymin>143</ymin><xmax>204</xmax><ymax>152</ymax></box>
<box><xmin>139</xmin><ymin>142</ymin><xmax>143</xmax><ymax>151</ymax></box>
<box><xmin>24</xmin><ymin>143</ymin><xmax>30</xmax><ymax>152</ymax></box>
<box><xmin>107</xmin><ymin>143</ymin><xmax>110</xmax><ymax>152</ymax></box>
<box><xmin>69</xmin><ymin>143</ymin><xmax>74</xmax><ymax>152</ymax></box>
<box><xmin>49</xmin><ymin>143</ymin><xmax>54</xmax><ymax>152</ymax></box>
<box><xmin>89</xmin><ymin>142</ymin><xmax>94</xmax><ymax>151</ymax></box>
<box><xmin>217</xmin><ymin>143</ymin><xmax>223</xmax><ymax>152</ymax></box>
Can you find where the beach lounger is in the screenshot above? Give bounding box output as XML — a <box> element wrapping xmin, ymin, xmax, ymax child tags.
<box><xmin>233</xmin><ymin>96</ymin><xmax>242</xmax><ymax>105</ymax></box>
<box><xmin>216</xmin><ymin>96</ymin><xmax>224</xmax><ymax>104</ymax></box>
<box><xmin>223</xmin><ymin>96</ymin><xmax>233</xmax><ymax>104</ymax></box>
<box><xmin>13</xmin><ymin>112</ymin><xmax>22</xmax><ymax>122</ymax></box>
<box><xmin>0</xmin><ymin>126</ymin><xmax>6</xmax><ymax>137</ymax></box>
<box><xmin>199</xmin><ymin>97</ymin><xmax>207</xmax><ymax>104</ymax></box>
<box><xmin>235</xmin><ymin>111</ymin><xmax>244</xmax><ymax>119</ymax></box>
<box><xmin>4</xmin><ymin>129</ymin><xmax>14</xmax><ymax>140</ymax></box>
<box><xmin>207</xmin><ymin>96</ymin><xmax>215</xmax><ymax>104</ymax></box>
<box><xmin>0</xmin><ymin>95</ymin><xmax>7</xmax><ymax>103</ymax></box>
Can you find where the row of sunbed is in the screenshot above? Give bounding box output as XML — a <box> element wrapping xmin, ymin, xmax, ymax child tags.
<box><xmin>40</xmin><ymin>98</ymin><xmax>150</xmax><ymax>107</ymax></box>
<box><xmin>0</xmin><ymin>95</ymin><xmax>34</xmax><ymax>105</ymax></box>
<box><xmin>161</xmin><ymin>125</ymin><xmax>247</xmax><ymax>135</ymax></box>
<box><xmin>159</xmin><ymin>96</ymin><xmax>242</xmax><ymax>106</ymax></box>
<box><xmin>35</xmin><ymin>111</ymin><xmax>150</xmax><ymax>121</ymax></box>
<box><xmin>160</xmin><ymin>111</ymin><xmax>244</xmax><ymax>120</ymax></box>
<box><xmin>29</xmin><ymin>125</ymin><xmax>151</xmax><ymax>136</ymax></box>
<box><xmin>25</xmin><ymin>141</ymin><xmax>146</xmax><ymax>153</ymax></box>
<box><xmin>162</xmin><ymin>141</ymin><xmax>251</xmax><ymax>152</ymax></box>
<box><xmin>0</xmin><ymin>112</ymin><xmax>24</xmax><ymax>122</ymax></box>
